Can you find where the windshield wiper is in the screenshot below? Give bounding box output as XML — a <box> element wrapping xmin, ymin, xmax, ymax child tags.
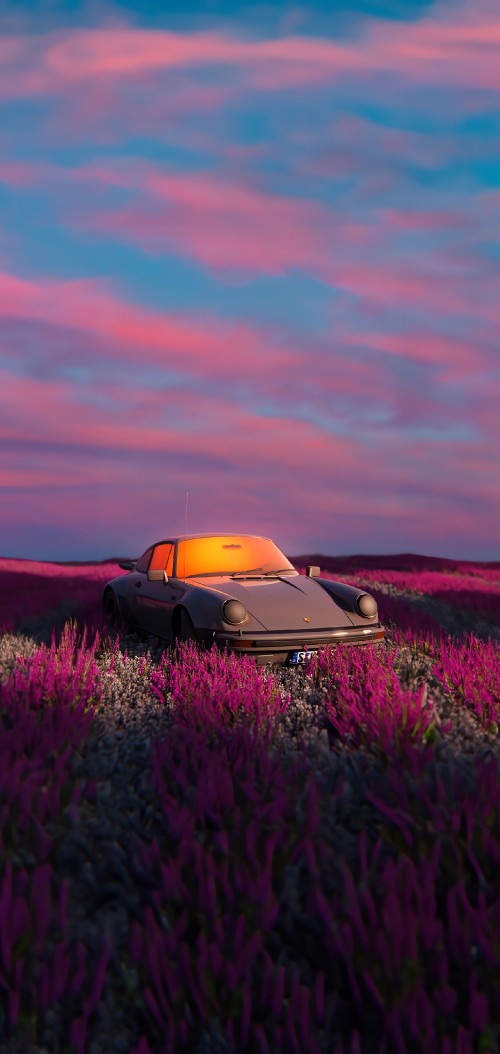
<box><xmin>230</xmin><ymin>567</ymin><xmax>292</xmax><ymax>579</ymax></box>
<box><xmin>230</xmin><ymin>567</ymin><xmax>266</xmax><ymax>578</ymax></box>
<box><xmin>263</xmin><ymin>568</ymin><xmax>293</xmax><ymax>576</ymax></box>
<box><xmin>185</xmin><ymin>571</ymin><xmax>229</xmax><ymax>578</ymax></box>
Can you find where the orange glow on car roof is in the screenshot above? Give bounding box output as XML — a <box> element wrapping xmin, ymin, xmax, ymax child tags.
<box><xmin>175</xmin><ymin>535</ymin><xmax>294</xmax><ymax>579</ymax></box>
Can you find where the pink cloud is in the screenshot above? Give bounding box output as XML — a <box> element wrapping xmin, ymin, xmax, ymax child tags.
<box><xmin>51</xmin><ymin>162</ymin><xmax>495</xmax><ymax>318</ymax></box>
<box><xmin>79</xmin><ymin>166</ymin><xmax>329</xmax><ymax>275</ymax></box>
<box><xmin>326</xmin><ymin>254</ymin><xmax>500</xmax><ymax>331</ymax></box>
<box><xmin>44</xmin><ymin>74</ymin><xmax>234</xmax><ymax>147</ymax></box>
<box><xmin>2</xmin><ymin>324</ymin><xmax>498</xmax><ymax>558</ymax></box>
<box><xmin>1</xmin><ymin>7</ymin><xmax>498</xmax><ymax>561</ymax></box>
<box><xmin>337</xmin><ymin>328</ymin><xmax>492</xmax><ymax>379</ymax></box>
<box><xmin>0</xmin><ymin>270</ymin><xmax>384</xmax><ymax>427</ymax></box>
<box><xmin>2</xmin><ymin>366</ymin><xmax>497</xmax><ymax>500</ymax></box>
<box><xmin>0</xmin><ymin>160</ymin><xmax>48</xmax><ymax>186</ymax></box>
<box><xmin>377</xmin><ymin>208</ymin><xmax>469</xmax><ymax>233</ymax></box>
<box><xmin>0</xmin><ymin>372</ymin><xmax>372</xmax><ymax>534</ymax></box>
<box><xmin>318</xmin><ymin>114</ymin><xmax>500</xmax><ymax>180</ymax></box>
<box><xmin>1</xmin><ymin>262</ymin><xmax>497</xmax><ymax>443</ymax></box>
<box><xmin>0</xmin><ymin>1</ymin><xmax>499</xmax><ymax>111</ymax></box>
<box><xmin>332</xmin><ymin>116</ymin><xmax>453</xmax><ymax>168</ymax></box>
<box><xmin>2</xmin><ymin>402</ymin><xmax>497</xmax><ymax>560</ymax></box>
<box><xmin>1</xmin><ymin>157</ymin><xmax>495</xmax><ymax>314</ymax></box>
<box><xmin>0</xmin><ymin>270</ymin><xmax>298</xmax><ymax>381</ymax></box>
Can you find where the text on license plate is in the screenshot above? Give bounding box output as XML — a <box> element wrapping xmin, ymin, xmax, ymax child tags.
<box><xmin>290</xmin><ymin>650</ymin><xmax>314</xmax><ymax>664</ymax></box>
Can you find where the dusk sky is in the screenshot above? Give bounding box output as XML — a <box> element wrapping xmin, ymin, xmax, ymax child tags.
<box><xmin>1</xmin><ymin>0</ymin><xmax>499</xmax><ymax>562</ymax></box>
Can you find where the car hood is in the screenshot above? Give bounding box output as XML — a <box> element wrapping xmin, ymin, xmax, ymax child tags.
<box><xmin>189</xmin><ymin>574</ymin><xmax>354</xmax><ymax>632</ymax></box>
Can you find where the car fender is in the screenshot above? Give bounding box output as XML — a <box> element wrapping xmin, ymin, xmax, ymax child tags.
<box><xmin>315</xmin><ymin>578</ymin><xmax>379</xmax><ymax>625</ymax></box>
<box><xmin>176</xmin><ymin>584</ymin><xmax>265</xmax><ymax>633</ymax></box>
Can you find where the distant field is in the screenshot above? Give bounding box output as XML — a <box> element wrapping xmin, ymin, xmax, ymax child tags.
<box><xmin>295</xmin><ymin>554</ymin><xmax>500</xmax><ymax>635</ymax></box>
<box><xmin>2</xmin><ymin>552</ymin><xmax>498</xmax><ymax>642</ymax></box>
<box><xmin>0</xmin><ymin>557</ymin><xmax>123</xmax><ymax>638</ymax></box>
<box><xmin>0</xmin><ymin>555</ymin><xmax>499</xmax><ymax>1054</ymax></box>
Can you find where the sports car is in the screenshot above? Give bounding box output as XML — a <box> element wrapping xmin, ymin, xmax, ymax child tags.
<box><xmin>103</xmin><ymin>533</ymin><xmax>385</xmax><ymax>665</ymax></box>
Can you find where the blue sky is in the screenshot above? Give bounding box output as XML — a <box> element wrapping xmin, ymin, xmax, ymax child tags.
<box><xmin>0</xmin><ymin>0</ymin><xmax>499</xmax><ymax>560</ymax></box>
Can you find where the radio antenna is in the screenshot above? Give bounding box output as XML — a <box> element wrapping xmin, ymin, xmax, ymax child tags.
<box><xmin>184</xmin><ymin>491</ymin><xmax>189</xmax><ymax>534</ymax></box>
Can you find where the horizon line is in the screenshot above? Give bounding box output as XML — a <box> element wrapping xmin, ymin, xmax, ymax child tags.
<box><xmin>1</xmin><ymin>551</ymin><xmax>499</xmax><ymax>567</ymax></box>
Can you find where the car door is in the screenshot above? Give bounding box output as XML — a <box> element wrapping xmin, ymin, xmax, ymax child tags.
<box><xmin>135</xmin><ymin>542</ymin><xmax>178</xmax><ymax>639</ymax></box>
<box><xmin>128</xmin><ymin>546</ymin><xmax>154</xmax><ymax>629</ymax></box>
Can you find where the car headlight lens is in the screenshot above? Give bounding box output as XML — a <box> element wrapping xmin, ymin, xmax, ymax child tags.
<box><xmin>356</xmin><ymin>593</ymin><xmax>377</xmax><ymax>618</ymax></box>
<box><xmin>221</xmin><ymin>599</ymin><xmax>247</xmax><ymax>625</ymax></box>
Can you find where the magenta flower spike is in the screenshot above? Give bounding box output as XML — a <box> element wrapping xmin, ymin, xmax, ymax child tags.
<box><xmin>0</xmin><ymin>861</ymin><xmax>14</xmax><ymax>972</ymax></box>
<box><xmin>31</xmin><ymin>864</ymin><xmax>52</xmax><ymax>953</ymax></box>
<box><xmin>131</xmin><ymin>1039</ymin><xmax>151</xmax><ymax>1054</ymax></box>
<box><xmin>7</xmin><ymin>986</ymin><xmax>21</xmax><ymax>1030</ymax></box>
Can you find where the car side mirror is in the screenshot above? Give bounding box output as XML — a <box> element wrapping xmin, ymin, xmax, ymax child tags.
<box><xmin>147</xmin><ymin>569</ymin><xmax>169</xmax><ymax>583</ymax></box>
<box><xmin>306</xmin><ymin>565</ymin><xmax>320</xmax><ymax>577</ymax></box>
<box><xmin>119</xmin><ymin>559</ymin><xmax>135</xmax><ymax>571</ymax></box>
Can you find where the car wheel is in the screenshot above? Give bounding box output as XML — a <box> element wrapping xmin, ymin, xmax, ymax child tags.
<box><xmin>178</xmin><ymin>607</ymin><xmax>197</xmax><ymax>644</ymax></box>
<box><xmin>103</xmin><ymin>591</ymin><xmax>124</xmax><ymax>631</ymax></box>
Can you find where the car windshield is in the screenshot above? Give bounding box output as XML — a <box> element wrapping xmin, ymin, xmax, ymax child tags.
<box><xmin>176</xmin><ymin>535</ymin><xmax>297</xmax><ymax>579</ymax></box>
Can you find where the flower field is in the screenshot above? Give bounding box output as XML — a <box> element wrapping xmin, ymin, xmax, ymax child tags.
<box><xmin>295</xmin><ymin>556</ymin><xmax>500</xmax><ymax>638</ymax></box>
<box><xmin>0</xmin><ymin>556</ymin><xmax>499</xmax><ymax>1054</ymax></box>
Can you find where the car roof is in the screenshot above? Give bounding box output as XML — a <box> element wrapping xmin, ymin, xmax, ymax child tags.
<box><xmin>151</xmin><ymin>533</ymin><xmax>272</xmax><ymax>544</ymax></box>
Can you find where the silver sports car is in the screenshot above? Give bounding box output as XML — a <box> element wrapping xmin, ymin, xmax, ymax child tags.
<box><xmin>103</xmin><ymin>533</ymin><xmax>385</xmax><ymax>665</ymax></box>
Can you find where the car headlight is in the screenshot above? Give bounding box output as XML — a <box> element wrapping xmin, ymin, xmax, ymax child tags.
<box><xmin>221</xmin><ymin>599</ymin><xmax>248</xmax><ymax>625</ymax></box>
<box><xmin>356</xmin><ymin>593</ymin><xmax>377</xmax><ymax>618</ymax></box>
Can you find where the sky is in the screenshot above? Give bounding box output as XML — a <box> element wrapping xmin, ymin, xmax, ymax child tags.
<box><xmin>0</xmin><ymin>0</ymin><xmax>499</xmax><ymax>562</ymax></box>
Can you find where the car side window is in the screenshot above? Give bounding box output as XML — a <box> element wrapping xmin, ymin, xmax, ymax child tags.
<box><xmin>149</xmin><ymin>543</ymin><xmax>174</xmax><ymax>576</ymax></box>
<box><xmin>135</xmin><ymin>546</ymin><xmax>154</xmax><ymax>573</ymax></box>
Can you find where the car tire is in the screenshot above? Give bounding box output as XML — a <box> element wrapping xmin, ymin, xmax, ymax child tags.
<box><xmin>178</xmin><ymin>607</ymin><xmax>197</xmax><ymax>644</ymax></box>
<box><xmin>103</xmin><ymin>591</ymin><xmax>126</xmax><ymax>631</ymax></box>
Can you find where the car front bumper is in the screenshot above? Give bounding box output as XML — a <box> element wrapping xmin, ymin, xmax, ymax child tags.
<box><xmin>206</xmin><ymin>624</ymin><xmax>385</xmax><ymax>664</ymax></box>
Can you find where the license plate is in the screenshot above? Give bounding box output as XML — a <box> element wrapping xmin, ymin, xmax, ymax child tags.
<box><xmin>290</xmin><ymin>650</ymin><xmax>313</xmax><ymax>664</ymax></box>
